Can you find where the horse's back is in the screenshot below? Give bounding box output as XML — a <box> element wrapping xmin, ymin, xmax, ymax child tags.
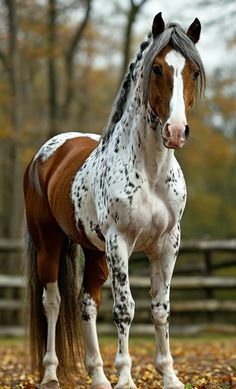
<box><xmin>24</xmin><ymin>133</ymin><xmax>99</xmax><ymax>246</ymax></box>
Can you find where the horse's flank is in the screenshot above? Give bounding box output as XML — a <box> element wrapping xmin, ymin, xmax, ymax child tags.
<box><xmin>25</xmin><ymin>135</ymin><xmax>100</xmax><ymax>255</ymax></box>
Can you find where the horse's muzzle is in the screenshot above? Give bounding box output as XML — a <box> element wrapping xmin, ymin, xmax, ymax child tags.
<box><xmin>162</xmin><ymin>123</ymin><xmax>190</xmax><ymax>149</ymax></box>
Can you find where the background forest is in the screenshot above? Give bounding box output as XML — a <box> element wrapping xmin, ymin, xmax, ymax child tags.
<box><xmin>0</xmin><ymin>0</ymin><xmax>235</xmax><ymax>242</ymax></box>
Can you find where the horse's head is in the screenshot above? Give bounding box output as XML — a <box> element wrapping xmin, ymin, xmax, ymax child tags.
<box><xmin>146</xmin><ymin>13</ymin><xmax>205</xmax><ymax>149</ymax></box>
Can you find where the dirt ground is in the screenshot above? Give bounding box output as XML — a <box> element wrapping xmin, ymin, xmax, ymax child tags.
<box><xmin>0</xmin><ymin>337</ymin><xmax>236</xmax><ymax>388</ymax></box>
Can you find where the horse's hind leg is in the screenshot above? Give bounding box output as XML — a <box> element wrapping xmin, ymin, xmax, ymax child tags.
<box><xmin>41</xmin><ymin>281</ymin><xmax>61</xmax><ymax>388</ymax></box>
<box><xmin>81</xmin><ymin>248</ymin><xmax>112</xmax><ymax>389</ymax></box>
<box><xmin>36</xmin><ymin>227</ymin><xmax>65</xmax><ymax>388</ymax></box>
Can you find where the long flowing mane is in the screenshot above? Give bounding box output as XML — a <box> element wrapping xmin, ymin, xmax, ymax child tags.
<box><xmin>102</xmin><ymin>36</ymin><xmax>151</xmax><ymax>141</ymax></box>
<box><xmin>103</xmin><ymin>21</ymin><xmax>206</xmax><ymax>142</ymax></box>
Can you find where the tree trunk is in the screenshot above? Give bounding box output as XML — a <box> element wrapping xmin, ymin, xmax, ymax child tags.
<box><xmin>0</xmin><ymin>0</ymin><xmax>22</xmax><ymax>240</ymax></box>
<box><xmin>61</xmin><ymin>0</ymin><xmax>92</xmax><ymax>122</ymax></box>
<box><xmin>0</xmin><ymin>2</ymin><xmax>22</xmax><ymax>330</ymax></box>
<box><xmin>119</xmin><ymin>0</ymin><xmax>148</xmax><ymax>84</ymax></box>
<box><xmin>47</xmin><ymin>0</ymin><xmax>58</xmax><ymax>139</ymax></box>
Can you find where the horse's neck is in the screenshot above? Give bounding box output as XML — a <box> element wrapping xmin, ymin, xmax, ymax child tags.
<box><xmin>141</xmin><ymin>106</ymin><xmax>174</xmax><ymax>181</ymax></box>
<box><xmin>108</xmin><ymin>92</ymin><xmax>174</xmax><ymax>183</ymax></box>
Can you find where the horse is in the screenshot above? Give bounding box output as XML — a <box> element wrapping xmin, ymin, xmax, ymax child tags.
<box><xmin>23</xmin><ymin>12</ymin><xmax>205</xmax><ymax>389</ymax></box>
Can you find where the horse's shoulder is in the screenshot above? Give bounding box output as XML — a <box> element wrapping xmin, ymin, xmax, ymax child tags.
<box><xmin>35</xmin><ymin>132</ymin><xmax>100</xmax><ymax>163</ymax></box>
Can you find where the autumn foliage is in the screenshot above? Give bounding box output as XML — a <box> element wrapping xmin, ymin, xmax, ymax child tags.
<box><xmin>0</xmin><ymin>1</ymin><xmax>235</xmax><ymax>240</ymax></box>
<box><xmin>0</xmin><ymin>337</ymin><xmax>236</xmax><ymax>388</ymax></box>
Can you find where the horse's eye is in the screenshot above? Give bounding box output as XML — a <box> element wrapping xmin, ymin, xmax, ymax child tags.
<box><xmin>152</xmin><ymin>65</ymin><xmax>163</xmax><ymax>76</ymax></box>
<box><xmin>193</xmin><ymin>69</ymin><xmax>200</xmax><ymax>80</ymax></box>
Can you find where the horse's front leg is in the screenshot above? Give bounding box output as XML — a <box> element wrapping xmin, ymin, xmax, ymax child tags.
<box><xmin>105</xmin><ymin>230</ymin><xmax>136</xmax><ymax>389</ymax></box>
<box><xmin>149</xmin><ymin>225</ymin><xmax>184</xmax><ymax>389</ymax></box>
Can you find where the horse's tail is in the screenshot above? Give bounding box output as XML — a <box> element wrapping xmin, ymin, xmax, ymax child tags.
<box><xmin>24</xmin><ymin>225</ymin><xmax>85</xmax><ymax>383</ymax></box>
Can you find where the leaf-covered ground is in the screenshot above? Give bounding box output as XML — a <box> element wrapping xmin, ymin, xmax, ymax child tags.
<box><xmin>0</xmin><ymin>337</ymin><xmax>236</xmax><ymax>388</ymax></box>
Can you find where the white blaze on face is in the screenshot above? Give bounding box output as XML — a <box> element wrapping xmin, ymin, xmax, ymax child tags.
<box><xmin>165</xmin><ymin>50</ymin><xmax>186</xmax><ymax>126</ymax></box>
<box><xmin>162</xmin><ymin>50</ymin><xmax>188</xmax><ymax>148</ymax></box>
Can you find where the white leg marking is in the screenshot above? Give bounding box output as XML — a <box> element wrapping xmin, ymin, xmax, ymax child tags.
<box><xmin>149</xmin><ymin>227</ymin><xmax>184</xmax><ymax>389</ymax></box>
<box><xmin>41</xmin><ymin>282</ymin><xmax>61</xmax><ymax>385</ymax></box>
<box><xmin>106</xmin><ymin>231</ymin><xmax>137</xmax><ymax>389</ymax></box>
<box><xmin>81</xmin><ymin>293</ymin><xmax>111</xmax><ymax>388</ymax></box>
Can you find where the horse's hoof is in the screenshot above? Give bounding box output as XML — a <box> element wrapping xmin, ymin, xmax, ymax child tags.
<box><xmin>115</xmin><ymin>382</ymin><xmax>137</xmax><ymax>389</ymax></box>
<box><xmin>164</xmin><ymin>381</ymin><xmax>184</xmax><ymax>389</ymax></box>
<box><xmin>115</xmin><ymin>378</ymin><xmax>137</xmax><ymax>389</ymax></box>
<box><xmin>39</xmin><ymin>381</ymin><xmax>60</xmax><ymax>389</ymax></box>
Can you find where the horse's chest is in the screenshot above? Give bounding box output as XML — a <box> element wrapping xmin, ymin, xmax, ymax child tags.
<box><xmin>132</xmin><ymin>171</ymin><xmax>186</xmax><ymax>250</ymax></box>
<box><xmin>131</xmin><ymin>190</ymin><xmax>176</xmax><ymax>250</ymax></box>
<box><xmin>71</xmin><ymin>156</ymin><xmax>186</xmax><ymax>252</ymax></box>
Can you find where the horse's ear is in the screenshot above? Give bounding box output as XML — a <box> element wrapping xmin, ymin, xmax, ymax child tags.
<box><xmin>187</xmin><ymin>18</ymin><xmax>201</xmax><ymax>44</ymax></box>
<box><xmin>152</xmin><ymin>12</ymin><xmax>165</xmax><ymax>38</ymax></box>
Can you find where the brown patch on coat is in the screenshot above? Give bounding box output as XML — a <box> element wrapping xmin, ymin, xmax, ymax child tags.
<box><xmin>24</xmin><ymin>136</ymin><xmax>103</xmax><ymax>285</ymax></box>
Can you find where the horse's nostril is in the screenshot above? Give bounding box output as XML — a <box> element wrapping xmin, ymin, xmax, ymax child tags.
<box><xmin>184</xmin><ymin>125</ymin><xmax>190</xmax><ymax>139</ymax></box>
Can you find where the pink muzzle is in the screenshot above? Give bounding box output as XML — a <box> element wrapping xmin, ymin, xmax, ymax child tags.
<box><xmin>162</xmin><ymin>123</ymin><xmax>190</xmax><ymax>149</ymax></box>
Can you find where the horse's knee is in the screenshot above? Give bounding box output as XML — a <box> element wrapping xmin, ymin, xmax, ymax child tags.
<box><xmin>151</xmin><ymin>300</ymin><xmax>170</xmax><ymax>326</ymax></box>
<box><xmin>112</xmin><ymin>297</ymin><xmax>135</xmax><ymax>332</ymax></box>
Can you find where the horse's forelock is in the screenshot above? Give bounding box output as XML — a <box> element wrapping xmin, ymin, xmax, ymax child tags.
<box><xmin>168</xmin><ymin>23</ymin><xmax>206</xmax><ymax>97</ymax></box>
<box><xmin>143</xmin><ymin>23</ymin><xmax>206</xmax><ymax>104</ymax></box>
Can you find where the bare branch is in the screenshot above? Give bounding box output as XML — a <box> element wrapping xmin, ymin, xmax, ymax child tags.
<box><xmin>65</xmin><ymin>0</ymin><xmax>92</xmax><ymax>63</ymax></box>
<box><xmin>62</xmin><ymin>0</ymin><xmax>93</xmax><ymax>120</ymax></box>
<box><xmin>140</xmin><ymin>0</ymin><xmax>148</xmax><ymax>6</ymax></box>
<box><xmin>47</xmin><ymin>0</ymin><xmax>58</xmax><ymax>138</ymax></box>
<box><xmin>131</xmin><ymin>0</ymin><xmax>148</xmax><ymax>7</ymax></box>
<box><xmin>119</xmin><ymin>0</ymin><xmax>148</xmax><ymax>83</ymax></box>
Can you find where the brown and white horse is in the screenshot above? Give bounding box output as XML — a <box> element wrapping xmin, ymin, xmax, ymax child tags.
<box><xmin>24</xmin><ymin>13</ymin><xmax>205</xmax><ymax>389</ymax></box>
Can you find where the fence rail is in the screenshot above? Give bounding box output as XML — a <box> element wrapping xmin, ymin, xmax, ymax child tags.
<box><xmin>0</xmin><ymin>239</ymin><xmax>236</xmax><ymax>336</ymax></box>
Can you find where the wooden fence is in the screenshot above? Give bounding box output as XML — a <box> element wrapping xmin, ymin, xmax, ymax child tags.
<box><xmin>0</xmin><ymin>239</ymin><xmax>236</xmax><ymax>336</ymax></box>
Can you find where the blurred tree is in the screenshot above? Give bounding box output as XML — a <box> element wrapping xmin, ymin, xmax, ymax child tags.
<box><xmin>118</xmin><ymin>0</ymin><xmax>148</xmax><ymax>83</ymax></box>
<box><xmin>179</xmin><ymin>96</ymin><xmax>236</xmax><ymax>239</ymax></box>
<box><xmin>0</xmin><ymin>0</ymin><xmax>22</xmax><ymax>238</ymax></box>
<box><xmin>61</xmin><ymin>0</ymin><xmax>93</xmax><ymax>121</ymax></box>
<box><xmin>207</xmin><ymin>71</ymin><xmax>236</xmax><ymax>138</ymax></box>
<box><xmin>47</xmin><ymin>0</ymin><xmax>58</xmax><ymax>138</ymax></box>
